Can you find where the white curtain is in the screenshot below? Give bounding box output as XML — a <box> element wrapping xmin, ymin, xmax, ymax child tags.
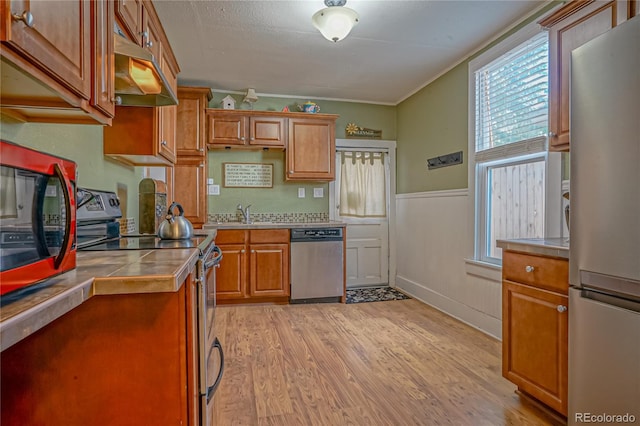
<box><xmin>339</xmin><ymin>151</ymin><xmax>386</xmax><ymax>218</ymax></box>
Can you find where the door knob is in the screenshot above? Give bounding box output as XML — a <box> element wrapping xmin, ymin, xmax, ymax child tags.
<box><xmin>557</xmin><ymin>305</ymin><xmax>567</xmax><ymax>313</ymax></box>
<box><xmin>525</xmin><ymin>265</ymin><xmax>535</xmax><ymax>273</ymax></box>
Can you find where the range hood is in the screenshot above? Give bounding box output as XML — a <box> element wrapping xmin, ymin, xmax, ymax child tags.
<box><xmin>114</xmin><ymin>35</ymin><xmax>178</xmax><ymax>107</ymax></box>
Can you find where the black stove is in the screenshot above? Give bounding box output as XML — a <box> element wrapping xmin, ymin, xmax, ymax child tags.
<box><xmin>80</xmin><ymin>235</ymin><xmax>209</xmax><ymax>251</ymax></box>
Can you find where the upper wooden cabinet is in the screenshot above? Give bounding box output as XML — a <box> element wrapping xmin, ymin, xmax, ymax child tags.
<box><xmin>177</xmin><ymin>87</ymin><xmax>213</xmax><ymax>156</ymax></box>
<box><xmin>539</xmin><ymin>0</ymin><xmax>635</xmax><ymax>151</ymax></box>
<box><xmin>104</xmin><ymin>0</ymin><xmax>180</xmax><ymax>166</ymax></box>
<box><xmin>502</xmin><ymin>250</ymin><xmax>569</xmax><ymax>416</ymax></box>
<box><xmin>287</xmin><ymin>116</ymin><xmax>337</xmax><ymax>181</ymax></box>
<box><xmin>0</xmin><ymin>0</ymin><xmax>114</xmax><ymax>124</ymax></box>
<box><xmin>207</xmin><ymin>110</ymin><xmax>286</xmax><ymax>148</ymax></box>
<box><xmin>115</xmin><ymin>0</ymin><xmax>144</xmax><ymax>45</ymax></box>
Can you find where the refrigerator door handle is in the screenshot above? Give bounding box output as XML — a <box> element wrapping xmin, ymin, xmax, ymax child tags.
<box><xmin>580</xmin><ymin>270</ymin><xmax>640</xmax><ymax>305</ymax></box>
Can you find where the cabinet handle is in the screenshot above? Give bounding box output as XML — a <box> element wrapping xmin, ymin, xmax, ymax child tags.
<box><xmin>145</xmin><ymin>40</ymin><xmax>153</xmax><ymax>48</ymax></box>
<box><xmin>199</xmin><ymin>148</ymin><xmax>204</xmax><ymax>152</ymax></box>
<box><xmin>12</xmin><ymin>10</ymin><xmax>34</xmax><ymax>27</ymax></box>
<box><xmin>251</xmin><ymin>249</ymin><xmax>255</xmax><ymax>253</ymax></box>
<box><xmin>112</xmin><ymin>96</ymin><xmax>122</xmax><ymax>105</ymax></box>
<box><xmin>525</xmin><ymin>265</ymin><xmax>535</xmax><ymax>273</ymax></box>
<box><xmin>199</xmin><ymin>163</ymin><xmax>205</xmax><ymax>168</ymax></box>
<box><xmin>250</xmin><ymin>137</ymin><xmax>255</xmax><ymax>141</ymax></box>
<box><xmin>139</xmin><ymin>30</ymin><xmax>149</xmax><ymax>39</ymax></box>
<box><xmin>289</xmin><ymin>170</ymin><xmax>294</xmax><ymax>174</ymax></box>
<box><xmin>161</xmin><ymin>140</ymin><xmax>167</xmax><ymax>146</ymax></box>
<box><xmin>557</xmin><ymin>305</ymin><xmax>567</xmax><ymax>313</ymax></box>
<box><xmin>240</xmin><ymin>137</ymin><xmax>245</xmax><ymax>141</ymax></box>
<box><xmin>548</xmin><ymin>131</ymin><xmax>557</xmax><ymax>138</ymax></box>
<box><xmin>240</xmin><ymin>249</ymin><xmax>245</xmax><ymax>253</ymax></box>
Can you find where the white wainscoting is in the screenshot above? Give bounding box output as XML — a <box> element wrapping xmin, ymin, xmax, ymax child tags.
<box><xmin>395</xmin><ymin>189</ymin><xmax>503</xmax><ymax>339</ymax></box>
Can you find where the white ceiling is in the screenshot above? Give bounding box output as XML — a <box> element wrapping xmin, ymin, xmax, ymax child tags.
<box><xmin>154</xmin><ymin>0</ymin><xmax>546</xmax><ymax>105</ymax></box>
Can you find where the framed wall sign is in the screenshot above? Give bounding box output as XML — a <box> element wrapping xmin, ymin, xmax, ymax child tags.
<box><xmin>223</xmin><ymin>163</ymin><xmax>273</xmax><ymax>188</ymax></box>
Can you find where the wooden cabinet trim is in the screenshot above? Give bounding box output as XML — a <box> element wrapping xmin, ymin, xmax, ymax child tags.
<box><xmin>502</xmin><ymin>251</ymin><xmax>569</xmax><ymax>294</ymax></box>
<box><xmin>249</xmin><ymin>229</ymin><xmax>290</xmax><ymax>244</ymax></box>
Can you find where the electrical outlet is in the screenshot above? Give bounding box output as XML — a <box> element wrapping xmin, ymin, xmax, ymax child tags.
<box><xmin>313</xmin><ymin>188</ymin><xmax>324</xmax><ymax>198</ymax></box>
<box><xmin>207</xmin><ymin>178</ymin><xmax>214</xmax><ymax>185</ymax></box>
<box><xmin>208</xmin><ymin>184</ymin><xmax>220</xmax><ymax>195</ymax></box>
<box><xmin>298</xmin><ymin>188</ymin><xmax>306</xmax><ymax>198</ymax></box>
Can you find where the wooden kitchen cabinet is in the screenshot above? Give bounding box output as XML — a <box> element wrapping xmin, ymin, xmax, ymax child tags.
<box><xmin>1</xmin><ymin>272</ymin><xmax>200</xmax><ymax>425</ymax></box>
<box><xmin>287</xmin><ymin>115</ymin><xmax>337</xmax><ymax>181</ymax></box>
<box><xmin>103</xmin><ymin>35</ymin><xmax>180</xmax><ymax>166</ymax></box>
<box><xmin>539</xmin><ymin>0</ymin><xmax>634</xmax><ymax>151</ymax></box>
<box><xmin>170</xmin><ymin>86</ymin><xmax>213</xmax><ymax>228</ymax></box>
<box><xmin>115</xmin><ymin>0</ymin><xmax>144</xmax><ymax>45</ymax></box>
<box><xmin>502</xmin><ymin>250</ymin><xmax>569</xmax><ymax>416</ymax></box>
<box><xmin>216</xmin><ymin>229</ymin><xmax>290</xmax><ymax>303</ymax></box>
<box><xmin>207</xmin><ymin>109</ymin><xmax>286</xmax><ymax>148</ymax></box>
<box><xmin>173</xmin><ymin>157</ymin><xmax>207</xmax><ymax>228</ymax></box>
<box><xmin>0</xmin><ymin>0</ymin><xmax>115</xmax><ymax>124</ymax></box>
<box><xmin>177</xmin><ymin>87</ymin><xmax>213</xmax><ymax>156</ymax></box>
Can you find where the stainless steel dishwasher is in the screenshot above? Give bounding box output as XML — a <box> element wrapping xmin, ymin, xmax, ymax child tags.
<box><xmin>290</xmin><ymin>227</ymin><xmax>344</xmax><ymax>303</ymax></box>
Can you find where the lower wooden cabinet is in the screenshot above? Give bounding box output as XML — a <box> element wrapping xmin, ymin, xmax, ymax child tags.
<box><xmin>502</xmin><ymin>250</ymin><xmax>569</xmax><ymax>416</ymax></box>
<box><xmin>1</xmin><ymin>272</ymin><xmax>199</xmax><ymax>425</ymax></box>
<box><xmin>216</xmin><ymin>229</ymin><xmax>290</xmax><ymax>303</ymax></box>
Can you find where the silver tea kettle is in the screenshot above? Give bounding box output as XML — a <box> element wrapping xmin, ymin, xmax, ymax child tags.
<box><xmin>157</xmin><ymin>202</ymin><xmax>194</xmax><ymax>240</ymax></box>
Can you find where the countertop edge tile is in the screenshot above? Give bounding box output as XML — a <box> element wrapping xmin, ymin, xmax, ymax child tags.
<box><xmin>1</xmin><ymin>248</ymin><xmax>200</xmax><ymax>351</ymax></box>
<box><xmin>0</xmin><ymin>278</ymin><xmax>93</xmax><ymax>352</ymax></box>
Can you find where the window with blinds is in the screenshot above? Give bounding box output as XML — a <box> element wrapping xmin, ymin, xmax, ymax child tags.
<box><xmin>469</xmin><ymin>27</ymin><xmax>554</xmax><ymax>265</ymax></box>
<box><xmin>474</xmin><ymin>31</ymin><xmax>548</xmax><ymax>155</ymax></box>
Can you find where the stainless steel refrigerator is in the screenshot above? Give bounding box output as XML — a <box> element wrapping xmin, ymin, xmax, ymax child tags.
<box><xmin>569</xmin><ymin>16</ymin><xmax>640</xmax><ymax>425</ymax></box>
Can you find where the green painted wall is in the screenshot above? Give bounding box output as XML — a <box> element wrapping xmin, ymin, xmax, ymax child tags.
<box><xmin>395</xmin><ymin>3</ymin><xmax>559</xmax><ymax>194</ymax></box>
<box><xmin>204</xmin><ymin>93</ymin><xmax>396</xmax><ymax>215</ymax></box>
<box><xmin>0</xmin><ymin>115</ymin><xmax>143</xmax><ymax>225</ymax></box>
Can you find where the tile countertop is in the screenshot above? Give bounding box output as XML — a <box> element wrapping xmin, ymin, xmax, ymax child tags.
<box><xmin>496</xmin><ymin>238</ymin><xmax>569</xmax><ymax>259</ymax></box>
<box><xmin>203</xmin><ymin>221</ymin><xmax>346</xmax><ymax>230</ymax></box>
<box><xmin>0</xmin><ymin>248</ymin><xmax>200</xmax><ymax>352</ymax></box>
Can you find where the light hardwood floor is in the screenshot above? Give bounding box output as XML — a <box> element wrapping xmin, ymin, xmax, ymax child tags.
<box><xmin>212</xmin><ymin>299</ymin><xmax>558</xmax><ymax>425</ymax></box>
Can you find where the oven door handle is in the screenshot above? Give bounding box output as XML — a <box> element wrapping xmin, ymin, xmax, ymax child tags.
<box><xmin>206</xmin><ymin>337</ymin><xmax>225</xmax><ymax>403</ymax></box>
<box><xmin>53</xmin><ymin>163</ymin><xmax>75</xmax><ymax>269</ymax></box>
<box><xmin>204</xmin><ymin>246</ymin><xmax>223</xmax><ymax>270</ymax></box>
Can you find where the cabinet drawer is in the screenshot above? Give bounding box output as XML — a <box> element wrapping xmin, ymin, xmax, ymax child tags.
<box><xmin>215</xmin><ymin>230</ymin><xmax>246</xmax><ymax>244</ymax></box>
<box><xmin>250</xmin><ymin>229</ymin><xmax>289</xmax><ymax>244</ymax></box>
<box><xmin>503</xmin><ymin>251</ymin><xmax>568</xmax><ymax>294</ymax></box>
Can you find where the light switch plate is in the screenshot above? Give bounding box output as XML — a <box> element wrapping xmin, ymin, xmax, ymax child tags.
<box><xmin>208</xmin><ymin>184</ymin><xmax>220</xmax><ymax>195</ymax></box>
<box><xmin>298</xmin><ymin>188</ymin><xmax>306</xmax><ymax>198</ymax></box>
<box><xmin>313</xmin><ymin>188</ymin><xmax>324</xmax><ymax>198</ymax></box>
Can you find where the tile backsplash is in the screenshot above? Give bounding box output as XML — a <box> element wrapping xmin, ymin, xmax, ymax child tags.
<box><xmin>208</xmin><ymin>212</ymin><xmax>329</xmax><ymax>224</ymax></box>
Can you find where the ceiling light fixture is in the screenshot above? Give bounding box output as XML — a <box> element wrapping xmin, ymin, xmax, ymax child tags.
<box><xmin>312</xmin><ymin>0</ymin><xmax>359</xmax><ymax>43</ymax></box>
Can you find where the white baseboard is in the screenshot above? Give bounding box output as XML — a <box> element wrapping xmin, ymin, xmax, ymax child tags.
<box><xmin>396</xmin><ymin>275</ymin><xmax>502</xmax><ymax>340</ymax></box>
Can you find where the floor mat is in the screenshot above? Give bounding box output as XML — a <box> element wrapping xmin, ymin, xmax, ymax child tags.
<box><xmin>346</xmin><ymin>287</ymin><xmax>411</xmax><ymax>304</ymax></box>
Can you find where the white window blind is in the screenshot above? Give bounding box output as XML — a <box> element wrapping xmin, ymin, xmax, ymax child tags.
<box><xmin>475</xmin><ymin>31</ymin><xmax>548</xmax><ymax>153</ymax></box>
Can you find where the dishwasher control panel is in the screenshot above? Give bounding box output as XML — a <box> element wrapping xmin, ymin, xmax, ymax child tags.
<box><xmin>290</xmin><ymin>227</ymin><xmax>343</xmax><ymax>241</ymax></box>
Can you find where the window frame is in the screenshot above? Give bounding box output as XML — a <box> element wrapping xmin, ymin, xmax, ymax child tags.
<box><xmin>467</xmin><ymin>21</ymin><xmax>562</xmax><ymax>267</ymax></box>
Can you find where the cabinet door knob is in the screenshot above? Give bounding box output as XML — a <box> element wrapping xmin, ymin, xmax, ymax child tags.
<box><xmin>145</xmin><ymin>40</ymin><xmax>153</xmax><ymax>48</ymax></box>
<box><xmin>557</xmin><ymin>305</ymin><xmax>567</xmax><ymax>313</ymax></box>
<box><xmin>525</xmin><ymin>265</ymin><xmax>535</xmax><ymax>273</ymax></box>
<box><xmin>289</xmin><ymin>170</ymin><xmax>294</xmax><ymax>174</ymax></box>
<box><xmin>548</xmin><ymin>131</ymin><xmax>557</xmax><ymax>138</ymax></box>
<box><xmin>240</xmin><ymin>137</ymin><xmax>245</xmax><ymax>141</ymax></box>
<box><xmin>240</xmin><ymin>249</ymin><xmax>245</xmax><ymax>253</ymax></box>
<box><xmin>12</xmin><ymin>10</ymin><xmax>34</xmax><ymax>27</ymax></box>
<box><xmin>250</xmin><ymin>137</ymin><xmax>255</xmax><ymax>141</ymax></box>
<box><xmin>199</xmin><ymin>148</ymin><xmax>204</xmax><ymax>152</ymax></box>
<box><xmin>112</xmin><ymin>96</ymin><xmax>122</xmax><ymax>105</ymax></box>
<box><xmin>139</xmin><ymin>30</ymin><xmax>149</xmax><ymax>39</ymax></box>
<box><xmin>161</xmin><ymin>140</ymin><xmax>167</xmax><ymax>146</ymax></box>
<box><xmin>251</xmin><ymin>249</ymin><xmax>255</xmax><ymax>253</ymax></box>
<box><xmin>199</xmin><ymin>163</ymin><xmax>205</xmax><ymax>168</ymax></box>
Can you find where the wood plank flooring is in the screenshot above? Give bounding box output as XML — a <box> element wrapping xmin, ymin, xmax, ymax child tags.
<box><xmin>212</xmin><ymin>299</ymin><xmax>558</xmax><ymax>425</ymax></box>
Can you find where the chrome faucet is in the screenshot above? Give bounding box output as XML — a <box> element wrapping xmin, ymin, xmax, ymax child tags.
<box><xmin>237</xmin><ymin>204</ymin><xmax>252</xmax><ymax>224</ymax></box>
